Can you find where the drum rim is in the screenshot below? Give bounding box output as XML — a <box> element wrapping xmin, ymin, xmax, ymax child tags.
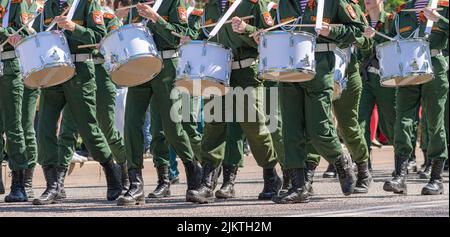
<box><xmin>23</xmin><ymin>62</ymin><xmax>75</xmax><ymax>89</ymax></box>
<box><xmin>175</xmin><ymin>75</ymin><xmax>231</xmax><ymax>87</ymax></box>
<box><xmin>99</xmin><ymin>23</ymin><xmax>153</xmax><ymax>50</ymax></box>
<box><xmin>376</xmin><ymin>37</ymin><xmax>430</xmax><ymax>49</ymax></box>
<box><xmin>15</xmin><ymin>30</ymin><xmax>67</xmax><ymax>49</ymax></box>
<box><xmin>259</xmin><ymin>68</ymin><xmax>316</xmax><ymax>75</ymax></box>
<box><xmin>109</xmin><ymin>54</ymin><xmax>163</xmax><ymax>87</ymax></box>
<box><xmin>106</xmin><ymin>52</ymin><xmax>163</xmax><ymax>74</ymax></box>
<box><xmin>262</xmin><ymin>30</ymin><xmax>316</xmax><ymax>39</ymax></box>
<box><xmin>380</xmin><ymin>72</ymin><xmax>434</xmax><ymax>87</ymax></box>
<box><xmin>179</xmin><ymin>40</ymin><xmax>234</xmax><ymax>56</ymax></box>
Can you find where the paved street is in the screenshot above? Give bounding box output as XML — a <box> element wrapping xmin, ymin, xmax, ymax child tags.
<box><xmin>0</xmin><ymin>146</ymin><xmax>448</xmax><ymax>217</ymax></box>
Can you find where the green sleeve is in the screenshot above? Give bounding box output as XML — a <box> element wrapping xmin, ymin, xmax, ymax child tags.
<box><xmin>68</xmin><ymin>0</ymin><xmax>107</xmax><ymax>45</ymax></box>
<box><xmin>147</xmin><ymin>0</ymin><xmax>191</xmax><ymax>48</ymax></box>
<box><xmin>327</xmin><ymin>0</ymin><xmax>370</xmax><ymax>50</ymax></box>
<box><xmin>239</xmin><ymin>0</ymin><xmax>274</xmax><ymax>49</ymax></box>
<box><xmin>435</xmin><ymin>6</ymin><xmax>449</xmax><ymax>35</ymax></box>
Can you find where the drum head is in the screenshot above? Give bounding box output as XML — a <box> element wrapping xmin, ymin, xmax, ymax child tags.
<box><xmin>175</xmin><ymin>79</ymin><xmax>230</xmax><ymax>97</ymax></box>
<box><xmin>111</xmin><ymin>56</ymin><xmax>163</xmax><ymax>87</ymax></box>
<box><xmin>24</xmin><ymin>66</ymin><xmax>75</xmax><ymax>89</ymax></box>
<box><xmin>381</xmin><ymin>74</ymin><xmax>433</xmax><ymax>87</ymax></box>
<box><xmin>260</xmin><ymin>71</ymin><xmax>315</xmax><ymax>82</ymax></box>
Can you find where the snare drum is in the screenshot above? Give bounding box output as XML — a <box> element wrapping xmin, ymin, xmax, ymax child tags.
<box><xmin>332</xmin><ymin>47</ymin><xmax>349</xmax><ymax>101</ymax></box>
<box><xmin>376</xmin><ymin>38</ymin><xmax>433</xmax><ymax>87</ymax></box>
<box><xmin>99</xmin><ymin>23</ymin><xmax>162</xmax><ymax>87</ymax></box>
<box><xmin>258</xmin><ymin>31</ymin><xmax>316</xmax><ymax>82</ymax></box>
<box><xmin>175</xmin><ymin>41</ymin><xmax>232</xmax><ymax>97</ymax></box>
<box><xmin>15</xmin><ymin>31</ymin><xmax>75</xmax><ymax>89</ymax></box>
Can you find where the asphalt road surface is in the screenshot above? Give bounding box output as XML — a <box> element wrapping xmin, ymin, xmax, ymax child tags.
<box><xmin>0</xmin><ymin>146</ymin><xmax>448</xmax><ymax>217</ymax></box>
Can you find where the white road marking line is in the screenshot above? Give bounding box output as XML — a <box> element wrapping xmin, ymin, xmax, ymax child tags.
<box><xmin>284</xmin><ymin>200</ymin><xmax>449</xmax><ymax>217</ymax></box>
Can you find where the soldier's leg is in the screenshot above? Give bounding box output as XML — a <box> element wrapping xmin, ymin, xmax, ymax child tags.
<box><xmin>149</xmin><ymin>59</ymin><xmax>201</xmax><ymax>197</ymax></box>
<box><xmin>95</xmin><ymin>65</ymin><xmax>129</xmax><ymax>190</ymax></box>
<box><xmin>358</xmin><ymin>73</ymin><xmax>377</xmax><ymax>154</ymax></box>
<box><xmin>21</xmin><ymin>87</ymin><xmax>40</xmax><ymax>198</ymax></box>
<box><xmin>63</xmin><ymin>63</ymin><xmax>122</xmax><ymax>201</ymax></box>
<box><xmin>34</xmin><ymin>86</ymin><xmax>67</xmax><ymax>205</ymax></box>
<box><xmin>182</xmin><ymin>96</ymin><xmax>203</xmax><ymax>162</ymax></box>
<box><xmin>57</xmin><ymin>108</ymin><xmax>78</xmax><ymax>168</ymax></box>
<box><xmin>0</xmin><ymin>62</ymin><xmax>28</xmax><ymax>202</ymax></box>
<box><xmin>118</xmin><ymin>80</ymin><xmax>152</xmax><ymax>206</ymax></box>
<box><xmin>385</xmin><ymin>85</ymin><xmax>421</xmax><ymax>195</ymax></box>
<box><xmin>421</xmin><ymin>56</ymin><xmax>449</xmax><ymax>195</ymax></box>
<box><xmin>303</xmin><ymin>54</ymin><xmax>355</xmax><ymax>196</ymax></box>
<box><xmin>333</xmin><ymin>70</ymin><xmax>371</xmax><ymax>193</ymax></box>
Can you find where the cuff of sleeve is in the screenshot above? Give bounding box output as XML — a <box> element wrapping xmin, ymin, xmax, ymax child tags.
<box><xmin>436</xmin><ymin>18</ymin><xmax>449</xmax><ymax>31</ymax></box>
<box><xmin>153</xmin><ymin>16</ymin><xmax>169</xmax><ymax>31</ymax></box>
<box><xmin>327</xmin><ymin>26</ymin><xmax>339</xmax><ymax>40</ymax></box>
<box><xmin>71</xmin><ymin>24</ymin><xmax>87</xmax><ymax>38</ymax></box>
<box><xmin>244</xmin><ymin>25</ymin><xmax>257</xmax><ymax>35</ymax></box>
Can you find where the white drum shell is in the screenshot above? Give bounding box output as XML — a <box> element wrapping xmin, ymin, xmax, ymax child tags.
<box><xmin>333</xmin><ymin>47</ymin><xmax>349</xmax><ymax>101</ymax></box>
<box><xmin>258</xmin><ymin>31</ymin><xmax>316</xmax><ymax>82</ymax></box>
<box><xmin>376</xmin><ymin>39</ymin><xmax>433</xmax><ymax>87</ymax></box>
<box><xmin>15</xmin><ymin>31</ymin><xmax>75</xmax><ymax>88</ymax></box>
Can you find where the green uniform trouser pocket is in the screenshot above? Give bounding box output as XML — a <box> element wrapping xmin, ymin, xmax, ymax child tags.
<box><xmin>0</xmin><ymin>60</ymin><xmax>28</xmax><ymax>171</ymax></box>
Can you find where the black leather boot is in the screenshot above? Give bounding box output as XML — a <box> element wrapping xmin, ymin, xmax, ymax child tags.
<box><xmin>322</xmin><ymin>163</ymin><xmax>337</xmax><ymax>178</ymax></box>
<box><xmin>272</xmin><ymin>168</ymin><xmax>310</xmax><ymax>204</ymax></box>
<box><xmin>279</xmin><ymin>169</ymin><xmax>291</xmax><ymax>196</ymax></box>
<box><xmin>215</xmin><ymin>165</ymin><xmax>238</xmax><ymax>199</ymax></box>
<box><xmin>184</xmin><ymin>160</ymin><xmax>202</xmax><ymax>202</ymax></box>
<box><xmin>354</xmin><ymin>161</ymin><xmax>372</xmax><ymax>194</ymax></box>
<box><xmin>24</xmin><ymin>167</ymin><xmax>34</xmax><ymax>199</ymax></box>
<box><xmin>148</xmin><ymin>165</ymin><xmax>170</xmax><ymax>198</ymax></box>
<box><xmin>100</xmin><ymin>160</ymin><xmax>123</xmax><ymax>201</ymax></box>
<box><xmin>0</xmin><ymin>165</ymin><xmax>5</xmax><ymax>195</ymax></box>
<box><xmin>383</xmin><ymin>155</ymin><xmax>408</xmax><ymax>194</ymax></box>
<box><xmin>304</xmin><ymin>162</ymin><xmax>317</xmax><ymax>195</ymax></box>
<box><xmin>32</xmin><ymin>166</ymin><xmax>59</xmax><ymax>205</ymax></box>
<box><xmin>419</xmin><ymin>152</ymin><xmax>432</xmax><ymax>179</ymax></box>
<box><xmin>117</xmin><ymin>169</ymin><xmax>145</xmax><ymax>206</ymax></box>
<box><xmin>119</xmin><ymin>162</ymin><xmax>130</xmax><ymax>193</ymax></box>
<box><xmin>258</xmin><ymin>168</ymin><xmax>282</xmax><ymax>200</ymax></box>
<box><xmin>368</xmin><ymin>149</ymin><xmax>373</xmax><ymax>172</ymax></box>
<box><xmin>56</xmin><ymin>166</ymin><xmax>67</xmax><ymax>200</ymax></box>
<box><xmin>186</xmin><ymin>163</ymin><xmax>220</xmax><ymax>204</ymax></box>
<box><xmin>334</xmin><ymin>154</ymin><xmax>356</xmax><ymax>196</ymax></box>
<box><xmin>5</xmin><ymin>169</ymin><xmax>28</xmax><ymax>202</ymax></box>
<box><xmin>421</xmin><ymin>159</ymin><xmax>445</xmax><ymax>195</ymax></box>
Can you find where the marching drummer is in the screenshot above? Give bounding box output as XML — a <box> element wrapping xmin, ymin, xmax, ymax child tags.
<box><xmin>117</xmin><ymin>0</ymin><xmax>204</xmax><ymax>206</ymax></box>
<box><xmin>253</xmin><ymin>0</ymin><xmax>368</xmax><ymax>204</ymax></box>
<box><xmin>183</xmin><ymin>0</ymin><xmax>281</xmax><ymax>204</ymax></box>
<box><xmin>55</xmin><ymin>0</ymin><xmax>130</xmax><ymax>202</ymax></box>
<box><xmin>26</xmin><ymin>0</ymin><xmax>123</xmax><ymax>205</ymax></box>
<box><xmin>364</xmin><ymin>0</ymin><xmax>449</xmax><ymax>196</ymax></box>
<box><xmin>0</xmin><ymin>0</ymin><xmax>34</xmax><ymax>203</ymax></box>
<box><xmin>301</xmin><ymin>0</ymin><xmax>373</xmax><ymax>195</ymax></box>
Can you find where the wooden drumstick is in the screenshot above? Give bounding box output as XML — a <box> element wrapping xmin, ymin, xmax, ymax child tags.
<box><xmin>77</xmin><ymin>31</ymin><xmax>183</xmax><ymax>49</ymax></box>
<box><xmin>45</xmin><ymin>6</ymin><xmax>71</xmax><ymax>31</ymax></box>
<box><xmin>401</xmin><ymin>7</ymin><xmax>443</xmax><ymax>12</ymax></box>
<box><xmin>0</xmin><ymin>12</ymin><xmax>42</xmax><ymax>48</ymax></box>
<box><xmin>370</xmin><ymin>27</ymin><xmax>396</xmax><ymax>41</ymax></box>
<box><xmin>203</xmin><ymin>16</ymin><xmax>255</xmax><ymax>28</ymax></box>
<box><xmin>285</xmin><ymin>24</ymin><xmax>343</xmax><ymax>27</ymax></box>
<box><xmin>115</xmin><ymin>1</ymin><xmax>154</xmax><ymax>11</ymax></box>
<box><xmin>248</xmin><ymin>18</ymin><xmax>296</xmax><ymax>37</ymax></box>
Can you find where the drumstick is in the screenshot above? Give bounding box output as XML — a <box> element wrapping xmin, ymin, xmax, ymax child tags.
<box><xmin>0</xmin><ymin>12</ymin><xmax>42</xmax><ymax>48</ymax></box>
<box><xmin>370</xmin><ymin>27</ymin><xmax>396</xmax><ymax>41</ymax></box>
<box><xmin>248</xmin><ymin>18</ymin><xmax>296</xmax><ymax>37</ymax></box>
<box><xmin>285</xmin><ymin>24</ymin><xmax>343</xmax><ymax>27</ymax></box>
<box><xmin>401</xmin><ymin>8</ymin><xmax>443</xmax><ymax>12</ymax></box>
<box><xmin>115</xmin><ymin>1</ymin><xmax>154</xmax><ymax>11</ymax></box>
<box><xmin>77</xmin><ymin>31</ymin><xmax>183</xmax><ymax>49</ymax></box>
<box><xmin>45</xmin><ymin>6</ymin><xmax>71</xmax><ymax>31</ymax></box>
<box><xmin>203</xmin><ymin>16</ymin><xmax>254</xmax><ymax>28</ymax></box>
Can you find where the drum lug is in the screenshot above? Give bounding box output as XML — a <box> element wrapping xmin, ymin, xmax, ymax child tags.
<box><xmin>200</xmin><ymin>65</ymin><xmax>205</xmax><ymax>74</ymax></box>
<box><xmin>60</xmin><ymin>36</ymin><xmax>66</xmax><ymax>45</ymax></box>
<box><xmin>118</xmin><ymin>30</ymin><xmax>124</xmax><ymax>41</ymax></box>
<box><xmin>226</xmin><ymin>71</ymin><xmax>230</xmax><ymax>80</ymax></box>
<box><xmin>410</xmin><ymin>59</ymin><xmax>419</xmax><ymax>71</ymax></box>
<box><xmin>289</xmin><ymin>35</ymin><xmax>294</xmax><ymax>47</ymax></box>
<box><xmin>423</xmin><ymin>61</ymin><xmax>429</xmax><ymax>71</ymax></box>
<box><xmin>51</xmin><ymin>49</ymin><xmax>60</xmax><ymax>61</ymax></box>
<box><xmin>123</xmin><ymin>48</ymin><xmax>129</xmax><ymax>59</ymax></box>
<box><xmin>262</xmin><ymin>57</ymin><xmax>267</xmax><ymax>70</ymax></box>
<box><xmin>301</xmin><ymin>54</ymin><xmax>310</xmax><ymax>67</ymax></box>
<box><xmin>39</xmin><ymin>55</ymin><xmax>45</xmax><ymax>65</ymax></box>
<box><xmin>184</xmin><ymin>61</ymin><xmax>192</xmax><ymax>74</ymax></box>
<box><xmin>202</xmin><ymin>45</ymin><xmax>207</xmax><ymax>56</ymax></box>
<box><xmin>263</xmin><ymin>38</ymin><xmax>267</xmax><ymax>48</ymax></box>
<box><xmin>399</xmin><ymin>63</ymin><xmax>404</xmax><ymax>75</ymax></box>
<box><xmin>35</xmin><ymin>36</ymin><xmax>40</xmax><ymax>48</ymax></box>
<box><xmin>179</xmin><ymin>49</ymin><xmax>183</xmax><ymax>58</ymax></box>
<box><xmin>396</xmin><ymin>42</ymin><xmax>401</xmax><ymax>54</ymax></box>
<box><xmin>111</xmin><ymin>54</ymin><xmax>119</xmax><ymax>64</ymax></box>
<box><xmin>289</xmin><ymin>56</ymin><xmax>294</xmax><ymax>68</ymax></box>
<box><xmin>228</xmin><ymin>53</ymin><xmax>232</xmax><ymax>62</ymax></box>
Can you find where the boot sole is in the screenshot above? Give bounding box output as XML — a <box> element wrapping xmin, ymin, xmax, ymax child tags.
<box><xmin>275</xmin><ymin>199</ymin><xmax>310</xmax><ymax>204</ymax></box>
<box><xmin>117</xmin><ymin>199</ymin><xmax>146</xmax><ymax>206</ymax></box>
<box><xmin>421</xmin><ymin>190</ymin><xmax>444</xmax><ymax>195</ymax></box>
<box><xmin>32</xmin><ymin>199</ymin><xmax>61</xmax><ymax>205</ymax></box>
<box><xmin>186</xmin><ymin>195</ymin><xmax>214</xmax><ymax>204</ymax></box>
<box><xmin>147</xmin><ymin>193</ymin><xmax>171</xmax><ymax>199</ymax></box>
<box><xmin>215</xmin><ymin>191</ymin><xmax>235</xmax><ymax>199</ymax></box>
